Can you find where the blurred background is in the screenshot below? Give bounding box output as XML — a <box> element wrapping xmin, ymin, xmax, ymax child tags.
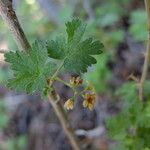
<box><xmin>0</xmin><ymin>0</ymin><xmax>149</xmax><ymax>150</ymax></box>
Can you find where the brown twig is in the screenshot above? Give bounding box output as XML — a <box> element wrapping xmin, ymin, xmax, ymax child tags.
<box><xmin>139</xmin><ymin>0</ymin><xmax>150</xmax><ymax>101</ymax></box>
<box><xmin>0</xmin><ymin>0</ymin><xmax>30</xmax><ymax>51</ymax></box>
<box><xmin>0</xmin><ymin>1</ymin><xmax>80</xmax><ymax>149</ymax></box>
<box><xmin>48</xmin><ymin>90</ymin><xmax>80</xmax><ymax>150</ymax></box>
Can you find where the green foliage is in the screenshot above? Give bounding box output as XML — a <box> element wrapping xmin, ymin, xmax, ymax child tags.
<box><xmin>47</xmin><ymin>19</ymin><xmax>103</xmax><ymax>74</ymax></box>
<box><xmin>0</xmin><ymin>68</ymin><xmax>13</xmax><ymax>84</ymax></box>
<box><xmin>4</xmin><ymin>19</ymin><xmax>103</xmax><ymax>94</ymax></box>
<box><xmin>5</xmin><ymin>41</ymin><xmax>56</xmax><ymax>93</ymax></box>
<box><xmin>4</xmin><ymin>136</ymin><xmax>27</xmax><ymax>150</ymax></box>
<box><xmin>107</xmin><ymin>81</ymin><xmax>150</xmax><ymax>150</ymax></box>
<box><xmin>84</xmin><ymin>52</ymin><xmax>112</xmax><ymax>93</ymax></box>
<box><xmin>0</xmin><ymin>101</ymin><xmax>26</xmax><ymax>150</ymax></box>
<box><xmin>98</xmin><ymin>13</ymin><xmax>119</xmax><ymax>27</ymax></box>
<box><xmin>0</xmin><ymin>101</ymin><xmax>9</xmax><ymax>129</ymax></box>
<box><xmin>95</xmin><ymin>0</ymin><xmax>129</xmax><ymax>28</ymax></box>
<box><xmin>129</xmin><ymin>10</ymin><xmax>147</xmax><ymax>41</ymax></box>
<box><xmin>66</xmin><ymin>19</ymin><xmax>84</xmax><ymax>42</ymax></box>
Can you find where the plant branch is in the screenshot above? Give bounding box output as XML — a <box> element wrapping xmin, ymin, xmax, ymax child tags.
<box><xmin>0</xmin><ymin>0</ymin><xmax>31</xmax><ymax>51</ymax></box>
<box><xmin>48</xmin><ymin>90</ymin><xmax>80</xmax><ymax>150</ymax></box>
<box><xmin>139</xmin><ymin>0</ymin><xmax>150</xmax><ymax>101</ymax></box>
<box><xmin>0</xmin><ymin>1</ymin><xmax>80</xmax><ymax>149</ymax></box>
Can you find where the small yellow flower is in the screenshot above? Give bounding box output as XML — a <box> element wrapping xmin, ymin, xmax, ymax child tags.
<box><xmin>70</xmin><ymin>76</ymin><xmax>83</xmax><ymax>86</ymax></box>
<box><xmin>64</xmin><ymin>99</ymin><xmax>74</xmax><ymax>110</ymax></box>
<box><xmin>83</xmin><ymin>92</ymin><xmax>96</xmax><ymax>110</ymax></box>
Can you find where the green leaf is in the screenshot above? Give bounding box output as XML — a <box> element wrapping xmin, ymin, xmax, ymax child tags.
<box><xmin>47</xmin><ymin>19</ymin><xmax>103</xmax><ymax>74</ymax></box>
<box><xmin>5</xmin><ymin>40</ymin><xmax>56</xmax><ymax>93</ymax></box>
<box><xmin>66</xmin><ymin>18</ymin><xmax>82</xmax><ymax>42</ymax></box>
<box><xmin>64</xmin><ymin>37</ymin><xmax>103</xmax><ymax>73</ymax></box>
<box><xmin>46</xmin><ymin>36</ymin><xmax>66</xmax><ymax>59</ymax></box>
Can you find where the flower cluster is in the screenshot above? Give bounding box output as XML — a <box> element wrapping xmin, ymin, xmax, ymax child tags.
<box><xmin>64</xmin><ymin>76</ymin><xmax>96</xmax><ymax>111</ymax></box>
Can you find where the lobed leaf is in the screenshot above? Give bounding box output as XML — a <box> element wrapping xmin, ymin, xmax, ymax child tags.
<box><xmin>47</xmin><ymin>19</ymin><xmax>103</xmax><ymax>74</ymax></box>
<box><xmin>5</xmin><ymin>41</ymin><xmax>56</xmax><ymax>93</ymax></box>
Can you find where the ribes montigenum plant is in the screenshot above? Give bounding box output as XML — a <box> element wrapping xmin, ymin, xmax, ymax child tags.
<box><xmin>4</xmin><ymin>19</ymin><xmax>103</xmax><ymax>110</ymax></box>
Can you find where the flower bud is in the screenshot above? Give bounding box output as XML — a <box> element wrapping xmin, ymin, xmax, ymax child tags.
<box><xmin>70</xmin><ymin>76</ymin><xmax>83</xmax><ymax>86</ymax></box>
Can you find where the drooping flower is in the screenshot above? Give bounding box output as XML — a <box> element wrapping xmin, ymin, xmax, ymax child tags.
<box><xmin>64</xmin><ymin>98</ymin><xmax>74</xmax><ymax>110</ymax></box>
<box><xmin>83</xmin><ymin>92</ymin><xmax>96</xmax><ymax>110</ymax></box>
<box><xmin>70</xmin><ymin>76</ymin><xmax>83</xmax><ymax>87</ymax></box>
